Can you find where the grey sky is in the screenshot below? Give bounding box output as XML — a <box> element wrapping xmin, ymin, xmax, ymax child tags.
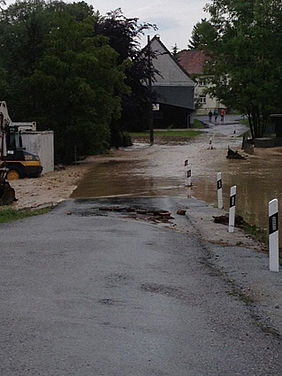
<box><xmin>4</xmin><ymin>0</ymin><xmax>209</xmax><ymax>51</ymax></box>
<box><xmin>89</xmin><ymin>0</ymin><xmax>208</xmax><ymax>50</ymax></box>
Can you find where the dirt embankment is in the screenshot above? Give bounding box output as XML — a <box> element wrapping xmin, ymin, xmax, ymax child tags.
<box><xmin>9</xmin><ymin>164</ymin><xmax>89</xmax><ymax>210</ymax></box>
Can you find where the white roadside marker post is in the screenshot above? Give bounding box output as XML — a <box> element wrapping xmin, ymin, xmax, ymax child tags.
<box><xmin>268</xmin><ymin>199</ymin><xmax>279</xmax><ymax>272</ymax></box>
<box><xmin>217</xmin><ymin>172</ymin><xmax>223</xmax><ymax>209</ymax></box>
<box><xmin>208</xmin><ymin>136</ymin><xmax>213</xmax><ymax>150</ymax></box>
<box><xmin>185</xmin><ymin>164</ymin><xmax>192</xmax><ymax>187</ymax></box>
<box><xmin>228</xmin><ymin>185</ymin><xmax>236</xmax><ymax>233</ymax></box>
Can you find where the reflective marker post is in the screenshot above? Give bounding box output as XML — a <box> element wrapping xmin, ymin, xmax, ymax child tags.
<box><xmin>268</xmin><ymin>199</ymin><xmax>279</xmax><ymax>272</ymax></box>
<box><xmin>217</xmin><ymin>172</ymin><xmax>223</xmax><ymax>209</ymax></box>
<box><xmin>228</xmin><ymin>185</ymin><xmax>236</xmax><ymax>233</ymax></box>
<box><xmin>185</xmin><ymin>164</ymin><xmax>192</xmax><ymax>187</ymax></box>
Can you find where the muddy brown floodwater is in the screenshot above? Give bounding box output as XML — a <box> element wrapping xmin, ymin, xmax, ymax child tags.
<box><xmin>72</xmin><ymin>135</ymin><xmax>282</xmax><ymax>242</ymax></box>
<box><xmin>195</xmin><ymin>147</ymin><xmax>282</xmax><ymax>233</ymax></box>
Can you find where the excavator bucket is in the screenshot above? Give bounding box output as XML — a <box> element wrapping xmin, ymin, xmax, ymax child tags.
<box><xmin>0</xmin><ymin>167</ymin><xmax>16</xmax><ymax>205</ymax></box>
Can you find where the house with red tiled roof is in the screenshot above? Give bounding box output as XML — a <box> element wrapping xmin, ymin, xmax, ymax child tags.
<box><xmin>178</xmin><ymin>50</ymin><xmax>206</xmax><ymax>75</ymax></box>
<box><xmin>178</xmin><ymin>50</ymin><xmax>226</xmax><ymax>115</ymax></box>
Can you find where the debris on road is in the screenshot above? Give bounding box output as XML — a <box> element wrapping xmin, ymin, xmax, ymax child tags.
<box><xmin>213</xmin><ymin>214</ymin><xmax>247</xmax><ymax>227</ymax></box>
<box><xmin>226</xmin><ymin>147</ymin><xmax>246</xmax><ymax>159</ymax></box>
<box><xmin>97</xmin><ymin>206</ymin><xmax>174</xmax><ymax>223</ymax></box>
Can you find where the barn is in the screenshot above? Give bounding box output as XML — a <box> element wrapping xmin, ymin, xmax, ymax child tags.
<box><xmin>148</xmin><ymin>36</ymin><xmax>195</xmax><ymax>128</ymax></box>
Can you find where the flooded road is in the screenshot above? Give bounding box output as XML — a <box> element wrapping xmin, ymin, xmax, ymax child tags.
<box><xmin>72</xmin><ymin>144</ymin><xmax>190</xmax><ymax>199</ymax></box>
<box><xmin>195</xmin><ymin>147</ymin><xmax>282</xmax><ymax>232</ymax></box>
<box><xmin>72</xmin><ymin>134</ymin><xmax>282</xmax><ymax>239</ymax></box>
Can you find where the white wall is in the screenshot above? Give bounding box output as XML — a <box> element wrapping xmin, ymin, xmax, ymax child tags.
<box><xmin>194</xmin><ymin>79</ymin><xmax>226</xmax><ymax>115</ymax></box>
<box><xmin>21</xmin><ymin>131</ymin><xmax>54</xmax><ymax>174</ymax></box>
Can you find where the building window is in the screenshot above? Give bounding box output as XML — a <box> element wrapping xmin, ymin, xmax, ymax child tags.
<box><xmin>199</xmin><ymin>95</ymin><xmax>206</xmax><ymax>104</ymax></box>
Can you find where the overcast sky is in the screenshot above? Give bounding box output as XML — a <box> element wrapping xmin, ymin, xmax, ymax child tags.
<box><xmin>4</xmin><ymin>0</ymin><xmax>209</xmax><ymax>51</ymax></box>
<box><xmin>89</xmin><ymin>0</ymin><xmax>209</xmax><ymax>51</ymax></box>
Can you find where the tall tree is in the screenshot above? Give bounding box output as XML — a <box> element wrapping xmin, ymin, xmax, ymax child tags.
<box><xmin>27</xmin><ymin>10</ymin><xmax>128</xmax><ymax>162</ymax></box>
<box><xmin>171</xmin><ymin>43</ymin><xmax>178</xmax><ymax>57</ymax></box>
<box><xmin>188</xmin><ymin>19</ymin><xmax>217</xmax><ymax>50</ymax></box>
<box><xmin>0</xmin><ymin>66</ymin><xmax>7</xmax><ymax>98</ymax></box>
<box><xmin>0</xmin><ymin>1</ymin><xmax>129</xmax><ymax>162</ymax></box>
<box><xmin>96</xmin><ymin>9</ymin><xmax>157</xmax><ymax>142</ymax></box>
<box><xmin>198</xmin><ymin>0</ymin><xmax>282</xmax><ymax>138</ymax></box>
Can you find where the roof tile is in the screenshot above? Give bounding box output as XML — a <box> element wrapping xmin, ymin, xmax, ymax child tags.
<box><xmin>177</xmin><ymin>50</ymin><xmax>207</xmax><ymax>74</ymax></box>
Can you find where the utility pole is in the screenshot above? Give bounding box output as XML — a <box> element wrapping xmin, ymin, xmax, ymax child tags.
<box><xmin>147</xmin><ymin>35</ymin><xmax>154</xmax><ymax>145</ymax></box>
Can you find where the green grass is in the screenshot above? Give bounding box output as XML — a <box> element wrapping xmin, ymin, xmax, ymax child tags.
<box><xmin>243</xmin><ymin>223</ymin><xmax>282</xmax><ymax>263</ymax></box>
<box><xmin>241</xmin><ymin>221</ymin><xmax>268</xmax><ymax>246</ymax></box>
<box><xmin>129</xmin><ymin>130</ymin><xmax>202</xmax><ymax>137</ymax></box>
<box><xmin>236</xmin><ymin>211</ymin><xmax>282</xmax><ymax>262</ymax></box>
<box><xmin>0</xmin><ymin>207</ymin><xmax>50</xmax><ymax>223</ymax></box>
<box><xmin>240</xmin><ymin>118</ymin><xmax>249</xmax><ymax>127</ymax></box>
<box><xmin>192</xmin><ymin>119</ymin><xmax>205</xmax><ymax>129</ymax></box>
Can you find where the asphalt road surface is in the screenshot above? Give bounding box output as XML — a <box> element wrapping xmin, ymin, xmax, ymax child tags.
<box><xmin>0</xmin><ymin>197</ymin><xmax>281</xmax><ymax>375</ymax></box>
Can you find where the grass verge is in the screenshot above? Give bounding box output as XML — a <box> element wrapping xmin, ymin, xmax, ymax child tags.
<box><xmin>0</xmin><ymin>207</ymin><xmax>50</xmax><ymax>223</ymax></box>
<box><xmin>129</xmin><ymin>130</ymin><xmax>202</xmax><ymax>138</ymax></box>
<box><xmin>239</xmin><ymin>118</ymin><xmax>249</xmax><ymax>127</ymax></box>
<box><xmin>214</xmin><ymin>213</ymin><xmax>282</xmax><ymax>261</ymax></box>
<box><xmin>192</xmin><ymin>119</ymin><xmax>205</xmax><ymax>129</ymax></box>
<box><xmin>242</xmin><ymin>220</ymin><xmax>282</xmax><ymax>262</ymax></box>
<box><xmin>240</xmin><ymin>220</ymin><xmax>268</xmax><ymax>247</ymax></box>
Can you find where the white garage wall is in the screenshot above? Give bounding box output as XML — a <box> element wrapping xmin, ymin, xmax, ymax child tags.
<box><xmin>20</xmin><ymin>131</ymin><xmax>54</xmax><ymax>174</ymax></box>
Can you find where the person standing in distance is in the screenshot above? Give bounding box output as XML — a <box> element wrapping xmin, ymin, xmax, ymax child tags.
<box><xmin>220</xmin><ymin>108</ymin><xmax>225</xmax><ymax>122</ymax></box>
<box><xmin>213</xmin><ymin>108</ymin><xmax>219</xmax><ymax>123</ymax></box>
<box><xmin>208</xmin><ymin>110</ymin><xmax>212</xmax><ymax>123</ymax></box>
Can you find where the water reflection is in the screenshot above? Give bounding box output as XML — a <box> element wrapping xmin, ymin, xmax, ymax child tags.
<box><xmin>193</xmin><ymin>149</ymin><xmax>282</xmax><ymax>241</ymax></box>
<box><xmin>72</xmin><ymin>144</ymin><xmax>282</xmax><ymax>241</ymax></box>
<box><xmin>72</xmin><ymin>160</ymin><xmax>186</xmax><ymax>198</ymax></box>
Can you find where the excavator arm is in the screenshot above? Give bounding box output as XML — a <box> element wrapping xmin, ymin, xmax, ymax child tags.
<box><xmin>0</xmin><ymin>101</ymin><xmax>16</xmax><ymax>205</ymax></box>
<box><xmin>0</xmin><ymin>101</ymin><xmax>10</xmax><ymax>158</ymax></box>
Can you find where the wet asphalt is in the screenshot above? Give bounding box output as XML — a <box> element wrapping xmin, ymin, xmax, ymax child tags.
<box><xmin>0</xmin><ymin>197</ymin><xmax>281</xmax><ymax>375</ymax></box>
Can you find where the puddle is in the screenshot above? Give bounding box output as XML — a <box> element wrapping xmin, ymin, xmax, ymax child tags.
<box><xmin>72</xmin><ymin>141</ymin><xmax>282</xmax><ymax>243</ymax></box>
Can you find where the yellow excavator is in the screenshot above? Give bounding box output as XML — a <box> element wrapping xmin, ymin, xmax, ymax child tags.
<box><xmin>0</xmin><ymin>101</ymin><xmax>42</xmax><ymax>180</ymax></box>
<box><xmin>0</xmin><ymin>101</ymin><xmax>42</xmax><ymax>204</ymax></box>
